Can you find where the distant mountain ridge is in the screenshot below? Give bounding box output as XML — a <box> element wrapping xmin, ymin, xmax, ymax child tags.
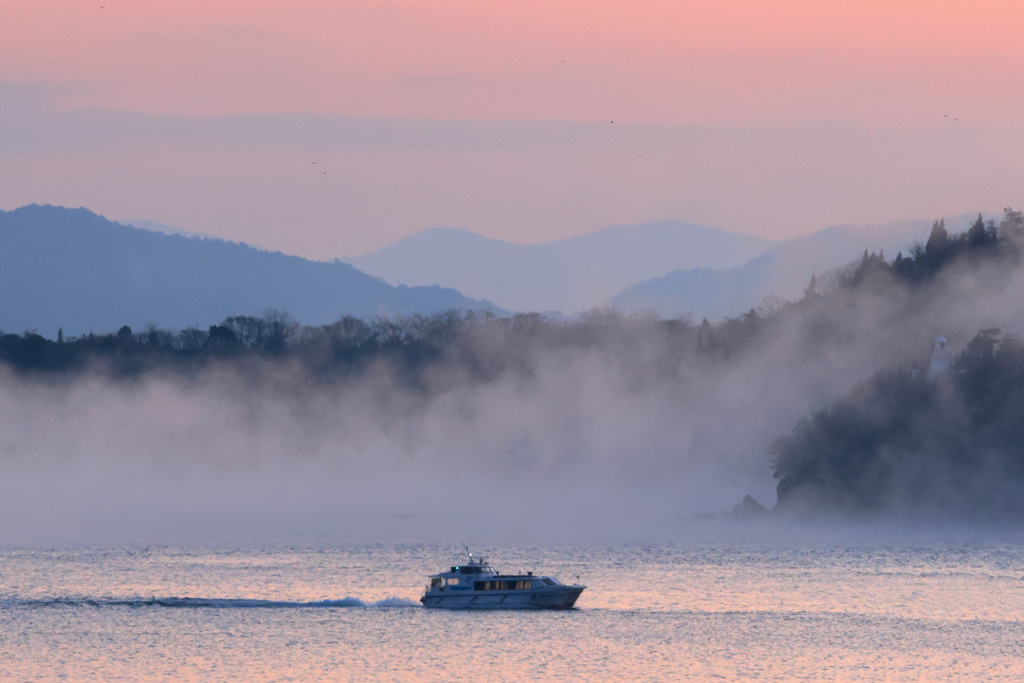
<box><xmin>121</xmin><ymin>218</ymin><xmax>220</xmax><ymax>242</ymax></box>
<box><xmin>346</xmin><ymin>222</ymin><xmax>777</xmax><ymax>314</ymax></box>
<box><xmin>0</xmin><ymin>205</ymin><xmax>501</xmax><ymax>337</ymax></box>
<box><xmin>611</xmin><ymin>215</ymin><xmax>986</xmax><ymax>319</ymax></box>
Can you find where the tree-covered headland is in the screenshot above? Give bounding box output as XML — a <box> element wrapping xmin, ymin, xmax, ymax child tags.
<box><xmin>771</xmin><ymin>209</ymin><xmax>1024</xmax><ymax>518</ymax></box>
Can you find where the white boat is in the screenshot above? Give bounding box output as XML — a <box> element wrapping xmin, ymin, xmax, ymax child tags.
<box><xmin>420</xmin><ymin>551</ymin><xmax>585</xmax><ymax>610</ymax></box>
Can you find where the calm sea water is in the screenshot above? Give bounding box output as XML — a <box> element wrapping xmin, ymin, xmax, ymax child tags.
<box><xmin>2</xmin><ymin>536</ymin><xmax>1024</xmax><ymax>681</ymax></box>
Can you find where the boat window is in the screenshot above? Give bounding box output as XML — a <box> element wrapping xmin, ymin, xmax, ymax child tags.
<box><xmin>542</xmin><ymin>578</ymin><xmax>555</xmax><ymax>586</ymax></box>
<box><xmin>444</xmin><ymin>577</ymin><xmax>460</xmax><ymax>586</ymax></box>
<box><xmin>472</xmin><ymin>579</ymin><xmax>535</xmax><ymax>590</ymax></box>
<box><xmin>430</xmin><ymin>578</ymin><xmax>441</xmax><ymax>588</ymax></box>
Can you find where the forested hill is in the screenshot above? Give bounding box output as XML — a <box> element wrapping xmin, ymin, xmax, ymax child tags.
<box><xmin>771</xmin><ymin>331</ymin><xmax>1024</xmax><ymax>519</ymax></box>
<box><xmin>770</xmin><ymin>210</ymin><xmax>1024</xmax><ymax>519</ymax></box>
<box><xmin>0</xmin><ymin>204</ymin><xmax>499</xmax><ymax>337</ymax></box>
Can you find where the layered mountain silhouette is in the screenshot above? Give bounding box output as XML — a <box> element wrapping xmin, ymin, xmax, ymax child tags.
<box><xmin>348</xmin><ymin>216</ymin><xmax>985</xmax><ymax>320</ymax></box>
<box><xmin>346</xmin><ymin>222</ymin><xmax>776</xmax><ymax>314</ymax></box>
<box><xmin>611</xmin><ymin>216</ymin><xmax>983</xmax><ymax>319</ymax></box>
<box><xmin>0</xmin><ymin>205</ymin><xmax>500</xmax><ymax>337</ymax></box>
<box><xmin>2</xmin><ymin>204</ymin><xmax>993</xmax><ymax>338</ymax></box>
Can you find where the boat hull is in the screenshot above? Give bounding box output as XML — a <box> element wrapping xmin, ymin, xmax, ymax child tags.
<box><xmin>420</xmin><ymin>586</ymin><xmax>584</xmax><ymax>610</ymax></box>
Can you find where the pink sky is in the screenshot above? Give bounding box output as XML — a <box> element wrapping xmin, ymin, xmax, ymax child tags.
<box><xmin>2</xmin><ymin>1</ymin><xmax>1024</xmax><ymax>256</ymax></box>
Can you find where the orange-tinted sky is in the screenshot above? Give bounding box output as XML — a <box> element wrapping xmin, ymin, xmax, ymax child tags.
<box><xmin>2</xmin><ymin>1</ymin><xmax>1024</xmax><ymax>256</ymax></box>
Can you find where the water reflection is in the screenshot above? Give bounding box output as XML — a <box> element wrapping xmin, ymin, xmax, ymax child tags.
<box><xmin>1</xmin><ymin>542</ymin><xmax>1023</xmax><ymax>680</ymax></box>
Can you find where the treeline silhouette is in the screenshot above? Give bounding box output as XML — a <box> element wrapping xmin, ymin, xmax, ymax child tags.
<box><xmin>838</xmin><ymin>208</ymin><xmax>1023</xmax><ymax>288</ymax></box>
<box><xmin>0</xmin><ymin>308</ymin><xmax>703</xmax><ymax>386</ymax></box>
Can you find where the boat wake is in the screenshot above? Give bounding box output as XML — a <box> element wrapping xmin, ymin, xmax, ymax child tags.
<box><xmin>2</xmin><ymin>596</ymin><xmax>420</xmax><ymax>609</ymax></box>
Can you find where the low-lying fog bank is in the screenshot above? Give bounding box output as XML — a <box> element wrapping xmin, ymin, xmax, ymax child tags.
<box><xmin>1</xmin><ymin>213</ymin><xmax>1023</xmax><ymax>545</ymax></box>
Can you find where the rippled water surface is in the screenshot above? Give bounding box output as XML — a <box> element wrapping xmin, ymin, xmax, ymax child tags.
<box><xmin>3</xmin><ymin>539</ymin><xmax>1024</xmax><ymax>681</ymax></box>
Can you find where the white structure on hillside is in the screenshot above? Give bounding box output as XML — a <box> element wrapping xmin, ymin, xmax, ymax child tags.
<box><xmin>928</xmin><ymin>336</ymin><xmax>952</xmax><ymax>380</ymax></box>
